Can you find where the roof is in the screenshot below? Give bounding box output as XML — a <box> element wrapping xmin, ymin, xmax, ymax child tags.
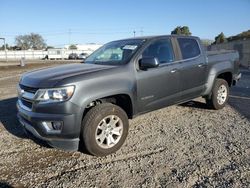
<box><xmin>114</xmin><ymin>35</ymin><xmax>199</xmax><ymax>42</ymax></box>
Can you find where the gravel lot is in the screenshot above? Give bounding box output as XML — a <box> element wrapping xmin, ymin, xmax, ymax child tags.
<box><xmin>0</xmin><ymin>63</ymin><xmax>249</xmax><ymax>188</ymax></box>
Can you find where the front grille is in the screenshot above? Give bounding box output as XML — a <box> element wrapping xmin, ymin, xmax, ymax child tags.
<box><xmin>19</xmin><ymin>84</ymin><xmax>38</xmax><ymax>94</ymax></box>
<box><xmin>21</xmin><ymin>99</ymin><xmax>33</xmax><ymax>109</ymax></box>
<box><xmin>19</xmin><ymin>84</ymin><xmax>38</xmax><ymax>110</ymax></box>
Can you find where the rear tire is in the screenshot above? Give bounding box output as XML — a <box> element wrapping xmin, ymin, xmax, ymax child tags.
<box><xmin>206</xmin><ymin>78</ymin><xmax>229</xmax><ymax>110</ymax></box>
<box><xmin>81</xmin><ymin>103</ymin><xmax>129</xmax><ymax>156</ymax></box>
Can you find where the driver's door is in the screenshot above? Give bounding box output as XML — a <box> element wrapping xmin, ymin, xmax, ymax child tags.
<box><xmin>135</xmin><ymin>38</ymin><xmax>182</xmax><ymax>113</ymax></box>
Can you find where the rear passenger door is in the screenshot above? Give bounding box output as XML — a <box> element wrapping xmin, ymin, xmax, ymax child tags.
<box><xmin>177</xmin><ymin>37</ymin><xmax>207</xmax><ymax>100</ymax></box>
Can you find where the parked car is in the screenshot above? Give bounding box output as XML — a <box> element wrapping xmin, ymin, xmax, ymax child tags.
<box><xmin>68</xmin><ymin>53</ymin><xmax>78</xmax><ymax>60</ymax></box>
<box><xmin>17</xmin><ymin>35</ymin><xmax>241</xmax><ymax>156</ymax></box>
<box><xmin>78</xmin><ymin>53</ymin><xmax>88</xmax><ymax>60</ymax></box>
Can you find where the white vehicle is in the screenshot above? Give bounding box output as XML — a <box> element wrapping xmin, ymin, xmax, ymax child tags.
<box><xmin>46</xmin><ymin>49</ymin><xmax>68</xmax><ymax>60</ymax></box>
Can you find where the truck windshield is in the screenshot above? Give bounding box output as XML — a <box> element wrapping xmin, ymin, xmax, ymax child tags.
<box><xmin>85</xmin><ymin>39</ymin><xmax>145</xmax><ymax>65</ymax></box>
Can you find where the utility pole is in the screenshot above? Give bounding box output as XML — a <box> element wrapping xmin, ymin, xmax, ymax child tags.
<box><xmin>133</xmin><ymin>30</ymin><xmax>136</xmax><ymax>37</ymax></box>
<box><xmin>140</xmin><ymin>27</ymin><xmax>144</xmax><ymax>36</ymax></box>
<box><xmin>0</xmin><ymin>37</ymin><xmax>7</xmax><ymax>62</ymax></box>
<box><xmin>68</xmin><ymin>29</ymin><xmax>71</xmax><ymax>46</ymax></box>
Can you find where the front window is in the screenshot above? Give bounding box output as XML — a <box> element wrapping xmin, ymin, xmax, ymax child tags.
<box><xmin>85</xmin><ymin>39</ymin><xmax>145</xmax><ymax>65</ymax></box>
<box><xmin>142</xmin><ymin>39</ymin><xmax>174</xmax><ymax>64</ymax></box>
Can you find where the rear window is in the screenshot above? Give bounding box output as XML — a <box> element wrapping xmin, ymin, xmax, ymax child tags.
<box><xmin>177</xmin><ymin>38</ymin><xmax>201</xmax><ymax>59</ymax></box>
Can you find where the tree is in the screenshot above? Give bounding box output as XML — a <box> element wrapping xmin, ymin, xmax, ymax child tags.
<box><xmin>228</xmin><ymin>29</ymin><xmax>250</xmax><ymax>42</ymax></box>
<box><xmin>214</xmin><ymin>32</ymin><xmax>227</xmax><ymax>44</ymax></box>
<box><xmin>9</xmin><ymin>46</ymin><xmax>21</xmax><ymax>50</ymax></box>
<box><xmin>69</xmin><ymin>44</ymin><xmax>77</xmax><ymax>50</ymax></box>
<box><xmin>171</xmin><ymin>26</ymin><xmax>192</xmax><ymax>36</ymax></box>
<box><xmin>15</xmin><ymin>33</ymin><xmax>46</xmax><ymax>50</ymax></box>
<box><xmin>0</xmin><ymin>44</ymin><xmax>8</xmax><ymax>50</ymax></box>
<box><xmin>0</xmin><ymin>44</ymin><xmax>18</xmax><ymax>50</ymax></box>
<box><xmin>15</xmin><ymin>35</ymin><xmax>29</xmax><ymax>50</ymax></box>
<box><xmin>171</xmin><ymin>26</ymin><xmax>182</xmax><ymax>35</ymax></box>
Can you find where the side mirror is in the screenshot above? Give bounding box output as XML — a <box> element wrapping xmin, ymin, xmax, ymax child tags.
<box><xmin>139</xmin><ymin>57</ymin><xmax>159</xmax><ymax>70</ymax></box>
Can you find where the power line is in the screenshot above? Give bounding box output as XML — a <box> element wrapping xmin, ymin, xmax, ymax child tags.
<box><xmin>0</xmin><ymin>28</ymin><xmax>148</xmax><ymax>37</ymax></box>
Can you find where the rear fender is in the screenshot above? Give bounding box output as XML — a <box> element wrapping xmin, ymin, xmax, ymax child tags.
<box><xmin>202</xmin><ymin>61</ymin><xmax>233</xmax><ymax>96</ymax></box>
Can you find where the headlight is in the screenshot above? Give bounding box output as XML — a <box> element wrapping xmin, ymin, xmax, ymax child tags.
<box><xmin>34</xmin><ymin>86</ymin><xmax>75</xmax><ymax>103</ymax></box>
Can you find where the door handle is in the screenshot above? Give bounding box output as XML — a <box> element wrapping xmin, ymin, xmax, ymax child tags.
<box><xmin>170</xmin><ymin>69</ymin><xmax>177</xmax><ymax>73</ymax></box>
<box><xmin>198</xmin><ymin>63</ymin><xmax>205</xmax><ymax>68</ymax></box>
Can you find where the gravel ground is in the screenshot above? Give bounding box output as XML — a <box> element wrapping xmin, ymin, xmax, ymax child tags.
<box><xmin>0</xmin><ymin>63</ymin><xmax>249</xmax><ymax>188</ymax></box>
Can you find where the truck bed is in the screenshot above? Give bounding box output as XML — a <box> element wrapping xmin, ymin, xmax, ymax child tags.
<box><xmin>207</xmin><ymin>50</ymin><xmax>239</xmax><ymax>63</ymax></box>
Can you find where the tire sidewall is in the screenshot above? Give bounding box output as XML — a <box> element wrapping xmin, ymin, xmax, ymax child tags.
<box><xmin>212</xmin><ymin>79</ymin><xmax>229</xmax><ymax>109</ymax></box>
<box><xmin>82</xmin><ymin>103</ymin><xmax>129</xmax><ymax>156</ymax></box>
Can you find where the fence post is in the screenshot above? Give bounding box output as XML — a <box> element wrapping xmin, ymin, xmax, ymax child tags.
<box><xmin>20</xmin><ymin>57</ymin><xmax>25</xmax><ymax>67</ymax></box>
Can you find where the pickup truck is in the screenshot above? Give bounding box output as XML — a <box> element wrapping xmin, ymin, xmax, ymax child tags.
<box><xmin>17</xmin><ymin>35</ymin><xmax>241</xmax><ymax>156</ymax></box>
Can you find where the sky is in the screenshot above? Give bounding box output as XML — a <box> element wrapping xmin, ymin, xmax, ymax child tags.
<box><xmin>0</xmin><ymin>0</ymin><xmax>250</xmax><ymax>47</ymax></box>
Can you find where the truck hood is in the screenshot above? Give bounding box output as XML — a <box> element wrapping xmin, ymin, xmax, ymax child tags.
<box><xmin>20</xmin><ymin>63</ymin><xmax>116</xmax><ymax>88</ymax></box>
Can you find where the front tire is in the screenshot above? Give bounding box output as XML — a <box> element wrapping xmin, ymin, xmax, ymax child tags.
<box><xmin>206</xmin><ymin>78</ymin><xmax>229</xmax><ymax>110</ymax></box>
<box><xmin>81</xmin><ymin>103</ymin><xmax>129</xmax><ymax>156</ymax></box>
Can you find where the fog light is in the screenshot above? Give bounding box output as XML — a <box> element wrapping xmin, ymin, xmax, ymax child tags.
<box><xmin>52</xmin><ymin>121</ymin><xmax>63</xmax><ymax>130</ymax></box>
<box><xmin>41</xmin><ymin>121</ymin><xmax>63</xmax><ymax>133</ymax></box>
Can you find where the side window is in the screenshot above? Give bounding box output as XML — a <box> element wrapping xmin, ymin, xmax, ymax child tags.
<box><xmin>142</xmin><ymin>39</ymin><xmax>174</xmax><ymax>64</ymax></box>
<box><xmin>177</xmin><ymin>38</ymin><xmax>201</xmax><ymax>59</ymax></box>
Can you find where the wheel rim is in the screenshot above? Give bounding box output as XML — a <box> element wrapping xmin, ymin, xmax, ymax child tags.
<box><xmin>95</xmin><ymin>115</ymin><xmax>123</xmax><ymax>149</ymax></box>
<box><xmin>217</xmin><ymin>84</ymin><xmax>227</xmax><ymax>105</ymax></box>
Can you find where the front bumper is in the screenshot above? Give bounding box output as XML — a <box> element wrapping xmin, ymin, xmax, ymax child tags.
<box><xmin>17</xmin><ymin>101</ymin><xmax>80</xmax><ymax>151</ymax></box>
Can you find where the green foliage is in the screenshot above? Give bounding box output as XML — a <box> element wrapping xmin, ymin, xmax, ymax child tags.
<box><xmin>171</xmin><ymin>26</ymin><xmax>192</xmax><ymax>36</ymax></box>
<box><xmin>0</xmin><ymin>44</ymin><xmax>7</xmax><ymax>50</ymax></box>
<box><xmin>0</xmin><ymin>44</ymin><xmax>22</xmax><ymax>51</ymax></box>
<box><xmin>171</xmin><ymin>26</ymin><xmax>182</xmax><ymax>35</ymax></box>
<box><xmin>213</xmin><ymin>29</ymin><xmax>250</xmax><ymax>45</ymax></box>
<box><xmin>69</xmin><ymin>44</ymin><xmax>77</xmax><ymax>50</ymax></box>
<box><xmin>214</xmin><ymin>32</ymin><xmax>227</xmax><ymax>44</ymax></box>
<box><xmin>15</xmin><ymin>33</ymin><xmax>46</xmax><ymax>50</ymax></box>
<box><xmin>228</xmin><ymin>30</ymin><xmax>250</xmax><ymax>41</ymax></box>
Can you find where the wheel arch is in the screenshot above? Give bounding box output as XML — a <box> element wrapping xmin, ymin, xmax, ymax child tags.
<box><xmin>202</xmin><ymin>60</ymin><xmax>234</xmax><ymax>96</ymax></box>
<box><xmin>81</xmin><ymin>93</ymin><xmax>134</xmax><ymax>120</ymax></box>
<box><xmin>216</xmin><ymin>72</ymin><xmax>233</xmax><ymax>87</ymax></box>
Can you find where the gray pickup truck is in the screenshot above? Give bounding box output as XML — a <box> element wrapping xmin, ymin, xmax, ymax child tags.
<box><xmin>17</xmin><ymin>35</ymin><xmax>241</xmax><ymax>156</ymax></box>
